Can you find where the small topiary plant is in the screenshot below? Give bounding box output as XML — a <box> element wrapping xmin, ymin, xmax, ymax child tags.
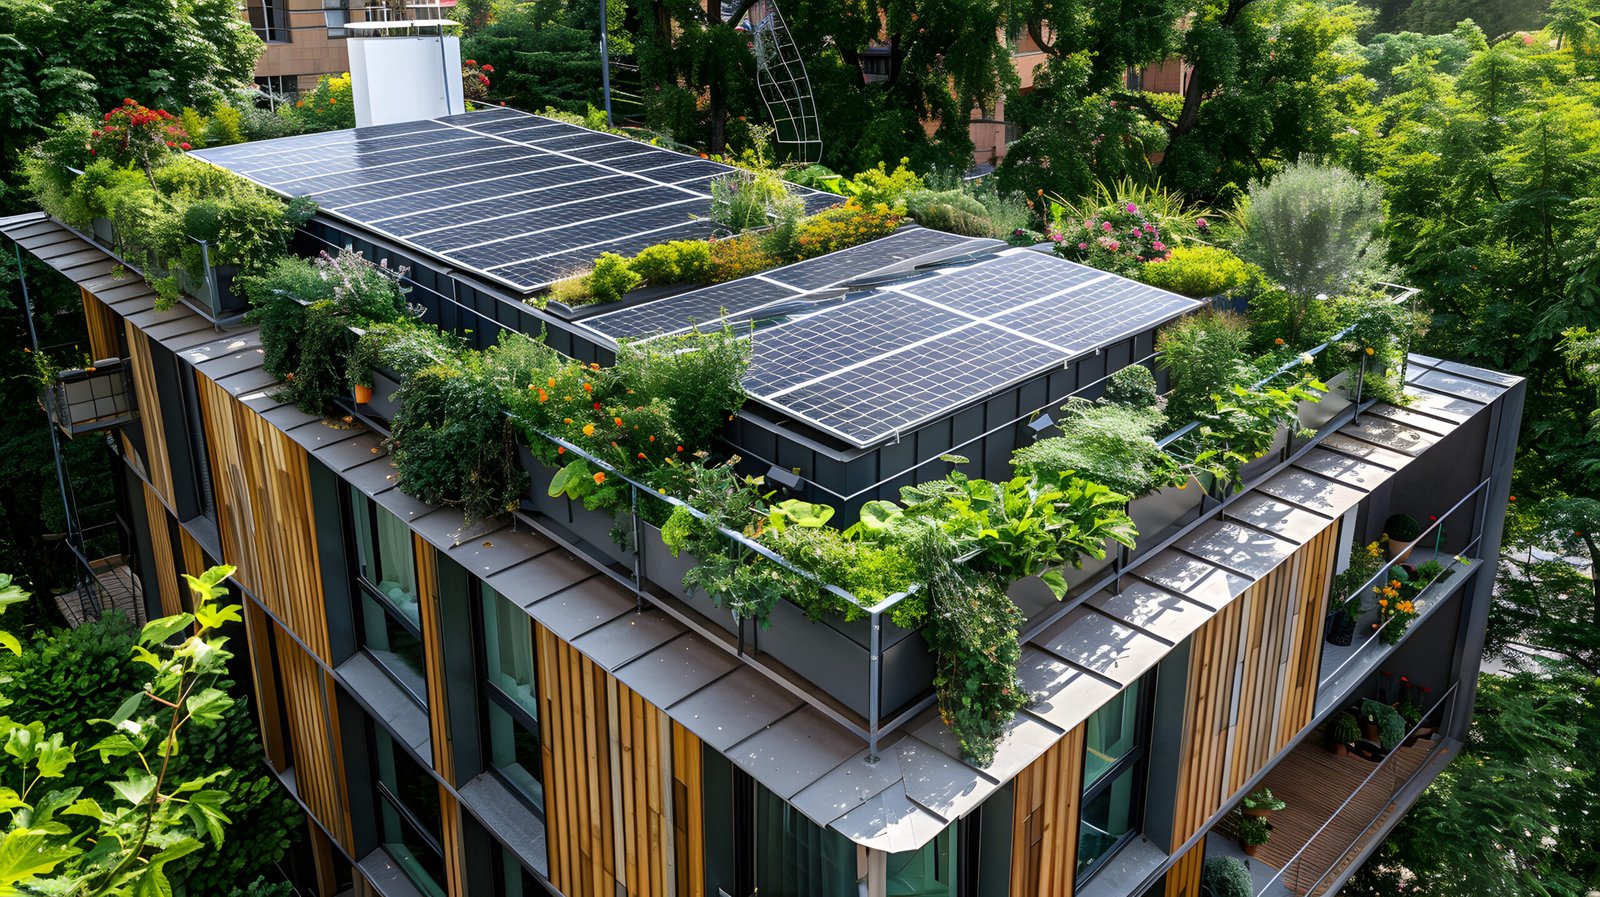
<box><xmin>1202</xmin><ymin>856</ymin><xmax>1253</xmax><ymax>897</ymax></box>
<box><xmin>1103</xmin><ymin>364</ymin><xmax>1158</xmax><ymax>408</ymax></box>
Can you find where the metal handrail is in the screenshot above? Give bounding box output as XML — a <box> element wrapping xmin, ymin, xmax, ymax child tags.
<box><xmin>1316</xmin><ymin>477</ymin><xmax>1491</xmax><ymax>692</ymax></box>
<box><xmin>1259</xmin><ymin>681</ymin><xmax>1460</xmax><ymax>897</ymax></box>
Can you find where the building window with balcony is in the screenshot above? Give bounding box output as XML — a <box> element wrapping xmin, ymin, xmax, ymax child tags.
<box><xmin>325</xmin><ymin>0</ymin><xmax>351</xmax><ymax>38</ymax></box>
<box><xmin>245</xmin><ymin>0</ymin><xmax>291</xmax><ymax>42</ymax></box>
<box><xmin>349</xmin><ymin>491</ymin><xmax>427</xmax><ymax>703</ymax></box>
<box><xmin>1077</xmin><ymin>676</ymin><xmax>1152</xmax><ymax>882</ymax></box>
<box><xmin>372</xmin><ymin>726</ymin><xmax>448</xmax><ymax>897</ymax></box>
<box><xmin>481</xmin><ymin>583</ymin><xmax>544</xmax><ymax>814</ymax></box>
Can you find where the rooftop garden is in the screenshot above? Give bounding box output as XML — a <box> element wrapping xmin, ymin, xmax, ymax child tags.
<box><xmin>23</xmin><ymin>99</ymin><xmax>1425</xmax><ymax>765</ymax></box>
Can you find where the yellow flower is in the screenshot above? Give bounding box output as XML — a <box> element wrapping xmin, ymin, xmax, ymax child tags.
<box><xmin>1365</xmin><ymin>347</ymin><xmax>1375</xmax><ymax>356</ymax></box>
<box><xmin>582</xmin><ymin>423</ymin><xmax>596</xmax><ymax>436</ymax></box>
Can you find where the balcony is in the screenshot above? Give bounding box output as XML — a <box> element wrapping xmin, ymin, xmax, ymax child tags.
<box><xmin>40</xmin><ymin>358</ymin><xmax>137</xmax><ymax>437</ymax></box>
<box><xmin>1208</xmin><ymin>686</ymin><xmax>1463</xmax><ymax>896</ymax></box>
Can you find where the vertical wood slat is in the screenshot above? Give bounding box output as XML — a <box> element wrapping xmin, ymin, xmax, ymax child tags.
<box><xmin>140</xmin><ymin>482</ymin><xmax>182</xmax><ymax>616</ymax></box>
<box><xmin>273</xmin><ymin>621</ymin><xmax>353</xmax><ymax>852</ymax></box>
<box><xmin>80</xmin><ymin>288</ymin><xmax>120</xmax><ymax>360</ymax></box>
<box><xmin>1163</xmin><ymin>843</ymin><xmax>1206</xmax><ymax>897</ymax></box>
<box><xmin>413</xmin><ymin>537</ymin><xmax>454</xmax><ymax>782</ymax></box>
<box><xmin>537</xmin><ymin>623</ymin><xmax>701</xmax><ymax>897</ymax></box>
<box><xmin>178</xmin><ymin>528</ymin><xmax>204</xmax><ymax>580</ymax></box>
<box><xmin>195</xmin><ymin>375</ymin><xmax>331</xmax><ymax>662</ymax></box>
<box><xmin>241</xmin><ymin>600</ymin><xmax>291</xmax><ymax>772</ymax></box>
<box><xmin>672</xmin><ymin>722</ymin><xmax>704</xmax><ymax>897</ymax></box>
<box><xmin>1010</xmin><ymin>722</ymin><xmax>1087</xmax><ymax>897</ymax></box>
<box><xmin>124</xmin><ymin>325</ymin><xmax>174</xmax><ymax>505</ymax></box>
<box><xmin>1171</xmin><ymin>521</ymin><xmax>1342</xmax><ymax>841</ymax></box>
<box><xmin>437</xmin><ymin>786</ymin><xmax>468</xmax><ymax>896</ymax></box>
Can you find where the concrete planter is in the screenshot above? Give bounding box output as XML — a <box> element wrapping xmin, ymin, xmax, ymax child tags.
<box><xmin>1234</xmin><ymin>423</ymin><xmax>1291</xmax><ymax>487</ymax></box>
<box><xmin>177</xmin><ymin>263</ymin><xmax>247</xmax><ymax>320</ymax></box>
<box><xmin>365</xmin><ymin>367</ymin><xmax>404</xmax><ymax>427</ymax></box>
<box><xmin>757</xmin><ymin>597</ymin><xmax>933</xmax><ymax>721</ymax></box>
<box><xmin>89</xmin><ymin>217</ymin><xmax>117</xmax><ymax>249</ymax></box>
<box><xmin>638</xmin><ymin>522</ymin><xmax>742</xmax><ymax>639</ymax></box>
<box><xmin>1128</xmin><ymin>476</ymin><xmax>1205</xmax><ymax>560</ymax></box>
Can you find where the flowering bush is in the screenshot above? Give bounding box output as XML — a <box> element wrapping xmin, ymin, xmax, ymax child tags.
<box><xmin>1375</xmin><ymin>565</ymin><xmax>1419</xmax><ymax>644</ymax></box>
<box><xmin>462</xmin><ymin>59</ymin><xmax>492</xmax><ymax>103</ymax></box>
<box><xmin>1138</xmin><ymin>245</ymin><xmax>1261</xmax><ymax>298</ymax></box>
<box><xmin>792</xmin><ymin>200</ymin><xmax>900</xmax><ymax>260</ymax></box>
<box><xmin>1053</xmin><ymin>200</ymin><xmax>1178</xmax><ymax>277</ymax></box>
<box><xmin>282</xmin><ymin>73</ymin><xmax>354</xmax><ymax>132</ymax></box>
<box><xmin>89</xmin><ymin>100</ymin><xmax>190</xmax><ymax>174</ymax></box>
<box><xmin>708</xmin><ymin>233</ymin><xmax>776</xmax><ymax>282</ymax></box>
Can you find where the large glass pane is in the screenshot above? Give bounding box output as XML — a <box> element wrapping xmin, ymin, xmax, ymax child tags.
<box><xmin>488</xmin><ymin>701</ymin><xmax>544</xmax><ymax>812</ymax></box>
<box><xmin>1084</xmin><ymin>680</ymin><xmax>1140</xmax><ymax>788</ymax></box>
<box><xmin>885</xmin><ymin>824</ymin><xmax>956</xmax><ymax>897</ymax></box>
<box><xmin>363</xmin><ymin>592</ymin><xmax>427</xmax><ymax>702</ymax></box>
<box><xmin>755</xmin><ymin>785</ymin><xmax>856</xmax><ymax>897</ymax></box>
<box><xmin>482</xmin><ymin>585</ymin><xmax>538</xmax><ymax>717</ymax></box>
<box><xmin>351</xmin><ymin>492</ymin><xmax>419</xmax><ymax>625</ymax></box>
<box><xmin>1076</xmin><ymin>764</ymin><xmax>1139</xmax><ymax>874</ymax></box>
<box><xmin>497</xmin><ymin>847</ymin><xmax>545</xmax><ymax>897</ymax></box>
<box><xmin>375</xmin><ymin>729</ymin><xmax>446</xmax><ymax>897</ymax></box>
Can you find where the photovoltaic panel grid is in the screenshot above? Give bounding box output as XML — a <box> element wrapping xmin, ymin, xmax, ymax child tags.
<box><xmin>600</xmin><ymin>246</ymin><xmax>1200</xmax><ymax>448</ymax></box>
<box><xmin>188</xmin><ymin>106</ymin><xmax>837</xmax><ymax>293</ymax></box>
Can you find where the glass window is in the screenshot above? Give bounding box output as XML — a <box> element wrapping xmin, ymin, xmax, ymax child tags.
<box><xmin>482</xmin><ymin>585</ymin><xmax>543</xmax><ymax>813</ymax></box>
<box><xmin>885</xmin><ymin>824</ymin><xmax>956</xmax><ymax>896</ymax></box>
<box><xmin>361</xmin><ymin>592</ymin><xmax>427</xmax><ymax>702</ymax></box>
<box><xmin>351</xmin><ymin>492</ymin><xmax>419</xmax><ymax>626</ymax></box>
<box><xmin>374</xmin><ymin>727</ymin><xmax>446</xmax><ymax>897</ymax></box>
<box><xmin>495</xmin><ymin>844</ymin><xmax>549</xmax><ymax>897</ymax></box>
<box><xmin>1076</xmin><ymin>677</ymin><xmax>1150</xmax><ymax>883</ymax></box>
<box><xmin>755</xmin><ymin>783</ymin><xmax>856</xmax><ymax>897</ymax></box>
<box><xmin>324</xmin><ymin>0</ymin><xmax>350</xmax><ymax>37</ymax></box>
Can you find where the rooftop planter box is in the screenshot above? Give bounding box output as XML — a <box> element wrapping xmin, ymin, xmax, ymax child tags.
<box><xmin>175</xmin><ymin>261</ymin><xmax>248</xmax><ymax>323</ymax></box>
<box><xmin>358</xmin><ymin>365</ymin><xmax>404</xmax><ymax>430</ymax></box>
<box><xmin>756</xmin><ymin>596</ymin><xmax>932</xmax><ymax>721</ymax></box>
<box><xmin>41</xmin><ymin>359</ymin><xmax>137</xmax><ymax>438</ymax></box>
<box><xmin>89</xmin><ymin>216</ymin><xmax>117</xmax><ymax>251</ymax></box>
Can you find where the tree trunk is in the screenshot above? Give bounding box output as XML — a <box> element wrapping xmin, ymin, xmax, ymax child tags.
<box><xmin>708</xmin><ymin>1</ymin><xmax>726</xmax><ymax>154</ymax></box>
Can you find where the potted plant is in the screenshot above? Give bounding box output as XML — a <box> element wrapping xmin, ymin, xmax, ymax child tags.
<box><xmin>1329</xmin><ymin>711</ymin><xmax>1361</xmax><ymax>756</ymax></box>
<box><xmin>1202</xmin><ymin>857</ymin><xmax>1253</xmax><ymax>897</ymax></box>
<box><xmin>1361</xmin><ymin>698</ymin><xmax>1407</xmax><ymax>751</ymax></box>
<box><xmin>1326</xmin><ymin>540</ymin><xmax>1381</xmax><ymax>646</ymax></box>
<box><xmin>1385</xmin><ymin>513</ymin><xmax>1421</xmax><ymax>560</ymax></box>
<box><xmin>1235</xmin><ymin>812</ymin><xmax>1273</xmax><ymax>857</ymax></box>
<box><xmin>1241</xmin><ymin>787</ymin><xmax>1286</xmax><ymax>817</ymax></box>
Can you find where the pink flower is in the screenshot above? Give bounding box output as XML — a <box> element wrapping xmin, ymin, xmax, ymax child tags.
<box><xmin>1077</xmin><ymin>242</ymin><xmax>1088</xmax><ymax>250</ymax></box>
<box><xmin>1130</xmin><ymin>228</ymin><xmax>1141</xmax><ymax>239</ymax></box>
<box><xmin>1143</xmin><ymin>224</ymin><xmax>1156</xmax><ymax>234</ymax></box>
<box><xmin>1152</xmin><ymin>240</ymin><xmax>1166</xmax><ymax>251</ymax></box>
<box><xmin>1049</xmin><ymin>233</ymin><xmax>1064</xmax><ymax>243</ymax></box>
<box><xmin>1101</xmin><ymin>221</ymin><xmax>1113</xmax><ymax>232</ymax></box>
<box><xmin>1125</xmin><ymin>203</ymin><xmax>1138</xmax><ymax>214</ymax></box>
<box><xmin>1197</xmin><ymin>217</ymin><xmax>1210</xmax><ymax>229</ymax></box>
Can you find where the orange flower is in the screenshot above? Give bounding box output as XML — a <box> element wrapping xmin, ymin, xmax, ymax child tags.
<box><xmin>613</xmin><ymin>417</ymin><xmax>623</xmax><ymax>427</ymax></box>
<box><xmin>636</xmin><ymin>452</ymin><xmax>646</xmax><ymax>459</ymax></box>
<box><xmin>590</xmin><ymin>362</ymin><xmax>600</xmax><ymax>371</ymax></box>
<box><xmin>537</xmin><ymin>389</ymin><xmax>548</xmax><ymax>402</ymax></box>
<box><xmin>563</xmin><ymin>417</ymin><xmax>573</xmax><ymax>424</ymax></box>
<box><xmin>592</xmin><ymin>471</ymin><xmax>606</xmax><ymax>484</ymax></box>
<box><xmin>1274</xmin><ymin>337</ymin><xmax>1285</xmax><ymax>345</ymax></box>
<box><xmin>1365</xmin><ymin>347</ymin><xmax>1375</xmax><ymax>355</ymax></box>
<box><xmin>582</xmin><ymin>382</ymin><xmax>593</xmax><ymax>392</ymax></box>
<box><xmin>582</xmin><ymin>423</ymin><xmax>596</xmax><ymax>436</ymax></box>
<box><xmin>676</xmin><ymin>445</ymin><xmax>684</xmax><ymax>452</ymax></box>
<box><xmin>548</xmin><ymin>377</ymin><xmax>556</xmax><ymax>388</ymax></box>
<box><xmin>557</xmin><ymin>446</ymin><xmax>565</xmax><ymax>454</ymax></box>
<box><xmin>648</xmin><ymin>435</ymin><xmax>655</xmax><ymax>442</ymax></box>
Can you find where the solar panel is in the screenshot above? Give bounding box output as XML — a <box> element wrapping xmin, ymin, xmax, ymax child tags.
<box><xmin>760</xmin><ymin>227</ymin><xmax>999</xmax><ymax>290</ymax></box>
<box><xmin>580</xmin><ymin>279</ymin><xmax>805</xmax><ymax>339</ymax></box>
<box><xmin>743</xmin><ymin>291</ymin><xmax>966</xmax><ymax>394</ymax></box>
<box><xmin>189</xmin><ymin>108</ymin><xmax>837</xmax><ymax>293</ymax></box>
<box><xmin>763</xmin><ymin>324</ymin><xmax>1069</xmax><ymax>446</ymax></box>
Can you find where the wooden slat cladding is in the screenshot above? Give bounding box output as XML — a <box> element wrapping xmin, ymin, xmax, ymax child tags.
<box><xmin>671</xmin><ymin>722</ymin><xmax>704</xmax><ymax>897</ymax></box>
<box><xmin>1010</xmin><ymin>722</ymin><xmax>1087</xmax><ymax>897</ymax></box>
<box><xmin>415</xmin><ymin>536</ymin><xmax>455</xmax><ymax>781</ymax></box>
<box><xmin>1162</xmin><ymin>843</ymin><xmax>1205</xmax><ymax>897</ymax></box>
<box><xmin>80</xmin><ymin>288</ymin><xmax>120</xmax><ymax>360</ymax></box>
<box><xmin>274</xmin><ymin>622</ymin><xmax>353</xmax><ymax>852</ymax></box>
<box><xmin>438</xmin><ymin>786</ymin><xmax>469</xmax><ymax>896</ymax></box>
<box><xmin>140</xmin><ymin>482</ymin><xmax>182</xmax><ymax>616</ymax></box>
<box><xmin>242</xmin><ymin>600</ymin><xmax>291</xmax><ymax>772</ymax></box>
<box><xmin>125</xmin><ymin>326</ymin><xmax>174</xmax><ymax>505</ymax></box>
<box><xmin>1171</xmin><ymin>522</ymin><xmax>1340</xmax><ymax>842</ymax></box>
<box><xmin>195</xmin><ymin>375</ymin><xmax>332</xmax><ymax>662</ymax></box>
<box><xmin>538</xmin><ymin>623</ymin><xmax>704</xmax><ymax>897</ymax></box>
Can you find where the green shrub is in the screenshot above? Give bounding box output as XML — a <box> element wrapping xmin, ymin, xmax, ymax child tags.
<box><xmin>390</xmin><ymin>356</ymin><xmax>527</xmax><ymax>522</ymax></box>
<box><xmin>793</xmin><ymin>201</ymin><xmax>901</xmax><ymax>260</ymax></box>
<box><xmin>613</xmin><ymin>328</ymin><xmax>750</xmax><ymax>450</ymax></box>
<box><xmin>587</xmin><ymin>252</ymin><xmax>642</xmax><ymax>303</ymax></box>
<box><xmin>905</xmin><ymin>188</ymin><xmax>994</xmax><ymax>237</ymax></box>
<box><xmin>762</xmin><ymin>526</ymin><xmax>917</xmax><ymax>623</ymax></box>
<box><xmin>1203</xmin><ymin>857</ymin><xmax>1253</xmax><ymax>897</ymax></box>
<box><xmin>843</xmin><ymin>160</ymin><xmax>924</xmax><ymax>212</ymax></box>
<box><xmin>630</xmin><ymin>240</ymin><xmax>712</xmax><ymax>285</ymax></box>
<box><xmin>1158</xmin><ymin>311</ymin><xmax>1252</xmax><ymax>422</ymax></box>
<box><xmin>239</xmin><ymin>257</ymin><xmax>332</xmax><ymax>380</ymax></box>
<box><xmin>711</xmin><ymin>169</ymin><xmax>795</xmax><ymax>232</ymax></box>
<box><xmin>1011</xmin><ymin>402</ymin><xmax>1178</xmax><ymax>497</ymax></box>
<box><xmin>22</xmin><ymin>114</ymin><xmax>97</xmax><ymax>225</ymax></box>
<box><xmin>1138</xmin><ymin>245</ymin><xmax>1258</xmax><ymax>298</ymax></box>
<box><xmin>1236</xmin><ymin>160</ymin><xmax>1390</xmax><ymax>298</ymax></box>
<box><xmin>708</xmin><ymin>233</ymin><xmax>777</xmax><ymax>282</ymax></box>
<box><xmin>1104</xmin><ymin>364</ymin><xmax>1158</xmax><ymax>409</ymax></box>
<box><xmin>346</xmin><ymin>321</ymin><xmax>462</xmax><ymax>389</ymax></box>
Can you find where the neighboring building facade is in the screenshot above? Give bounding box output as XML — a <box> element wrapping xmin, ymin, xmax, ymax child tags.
<box><xmin>245</xmin><ymin>0</ymin><xmax>356</xmax><ymax>94</ymax></box>
<box><xmin>4</xmin><ymin>117</ymin><xmax>1520</xmax><ymax>897</ymax></box>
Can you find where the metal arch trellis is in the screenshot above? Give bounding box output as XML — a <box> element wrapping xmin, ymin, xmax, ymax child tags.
<box><xmin>738</xmin><ymin>0</ymin><xmax>823</xmax><ymax>164</ymax></box>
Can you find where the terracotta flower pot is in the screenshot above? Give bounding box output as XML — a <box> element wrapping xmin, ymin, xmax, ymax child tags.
<box><xmin>1333</xmin><ymin>743</ymin><xmax>1350</xmax><ymax>757</ymax></box>
<box><xmin>353</xmin><ymin>383</ymin><xmax>373</xmax><ymax>404</ymax></box>
<box><xmin>1243</xmin><ymin>807</ymin><xmax>1272</xmax><ymax>818</ymax></box>
<box><xmin>1241</xmin><ymin>842</ymin><xmax>1261</xmax><ymax>858</ymax></box>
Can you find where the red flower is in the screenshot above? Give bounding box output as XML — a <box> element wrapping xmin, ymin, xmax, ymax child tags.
<box><xmin>180</xmin><ymin>142</ymin><xmax>191</xmax><ymax>150</ymax></box>
<box><xmin>481</xmin><ymin>64</ymin><xmax>493</xmax><ymax>72</ymax></box>
<box><xmin>465</xmin><ymin>59</ymin><xmax>477</xmax><ymax>65</ymax></box>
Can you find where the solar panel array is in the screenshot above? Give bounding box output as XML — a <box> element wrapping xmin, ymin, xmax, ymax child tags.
<box><xmin>592</xmin><ymin>246</ymin><xmax>1202</xmax><ymax>448</ymax></box>
<box><xmin>190</xmin><ymin>107</ymin><xmax>836</xmax><ymax>293</ymax></box>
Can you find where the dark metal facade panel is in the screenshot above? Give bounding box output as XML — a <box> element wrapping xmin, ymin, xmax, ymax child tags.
<box><xmin>522</xmin><ymin>576</ymin><xmax>634</xmax><ymax>642</ymax></box>
<box><xmin>568</xmin><ymin>609</ymin><xmax>688</xmax><ymax>672</ymax></box>
<box><xmin>1222</xmin><ymin>493</ymin><xmax>1337</xmax><ymax>543</ymax></box>
<box><xmin>1087</xmin><ymin>581</ymin><xmax>1214</xmax><ymax>645</ymax></box>
<box><xmin>661</xmin><ymin>665</ymin><xmax>804</xmax><ymax>752</ymax></box>
<box><xmin>610</xmin><ymin>634</ymin><xmax>739</xmax><ymax>709</ymax></box>
<box><xmin>727</xmin><ymin>706</ymin><xmax>863</xmax><ymax>801</ymax></box>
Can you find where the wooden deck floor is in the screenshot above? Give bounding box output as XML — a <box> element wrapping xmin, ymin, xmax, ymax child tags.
<box><xmin>1220</xmin><ymin>733</ymin><xmax>1449</xmax><ymax>895</ymax></box>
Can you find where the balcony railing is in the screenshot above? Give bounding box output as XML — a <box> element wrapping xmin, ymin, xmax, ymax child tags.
<box><xmin>40</xmin><ymin>359</ymin><xmax>138</xmax><ymax>438</ymax></box>
<box><xmin>1315</xmin><ymin>479</ymin><xmax>1490</xmax><ymax>715</ymax></box>
<box><xmin>1258</xmin><ymin>683</ymin><xmax>1462</xmax><ymax>897</ymax></box>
